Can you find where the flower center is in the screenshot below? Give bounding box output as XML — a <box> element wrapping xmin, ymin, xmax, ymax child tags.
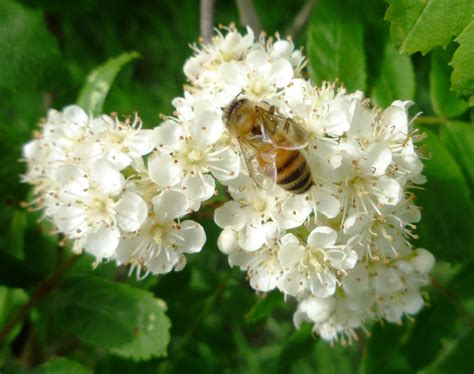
<box><xmin>87</xmin><ymin>193</ymin><xmax>115</xmax><ymax>225</ymax></box>
<box><xmin>152</xmin><ymin>224</ymin><xmax>167</xmax><ymax>247</ymax></box>
<box><xmin>186</xmin><ymin>149</ymin><xmax>203</xmax><ymax>164</ymax></box>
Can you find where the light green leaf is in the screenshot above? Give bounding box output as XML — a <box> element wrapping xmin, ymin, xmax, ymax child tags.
<box><xmin>313</xmin><ymin>341</ymin><xmax>353</xmax><ymax>374</ymax></box>
<box><xmin>372</xmin><ymin>41</ymin><xmax>415</xmax><ymax>107</ymax></box>
<box><xmin>451</xmin><ymin>20</ymin><xmax>474</xmax><ymax>102</ymax></box>
<box><xmin>385</xmin><ymin>0</ymin><xmax>474</xmax><ymax>55</ymax></box>
<box><xmin>54</xmin><ymin>275</ymin><xmax>170</xmax><ymax>360</ymax></box>
<box><xmin>430</xmin><ymin>46</ymin><xmax>469</xmax><ymax>117</ymax></box>
<box><xmin>6</xmin><ymin>210</ymin><xmax>27</xmax><ymax>260</ymax></box>
<box><xmin>36</xmin><ymin>357</ymin><xmax>92</xmax><ymax>374</ymax></box>
<box><xmin>77</xmin><ymin>51</ymin><xmax>140</xmax><ymax>115</ymax></box>
<box><xmin>415</xmin><ymin>129</ymin><xmax>474</xmax><ymax>262</ymax></box>
<box><xmin>0</xmin><ymin>0</ymin><xmax>60</xmax><ymax>89</ymax></box>
<box><xmin>307</xmin><ymin>0</ymin><xmax>366</xmax><ymax>91</ymax></box>
<box><xmin>440</xmin><ymin>121</ymin><xmax>474</xmax><ymax>191</ymax></box>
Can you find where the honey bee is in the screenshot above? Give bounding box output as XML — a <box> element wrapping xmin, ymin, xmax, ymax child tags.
<box><xmin>223</xmin><ymin>98</ymin><xmax>313</xmax><ymax>194</ymax></box>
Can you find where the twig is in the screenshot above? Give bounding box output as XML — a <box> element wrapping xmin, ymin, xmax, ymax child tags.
<box><xmin>235</xmin><ymin>0</ymin><xmax>261</xmax><ymax>35</ymax></box>
<box><xmin>200</xmin><ymin>0</ymin><xmax>215</xmax><ymax>43</ymax></box>
<box><xmin>0</xmin><ymin>254</ymin><xmax>80</xmax><ymax>344</ymax></box>
<box><xmin>286</xmin><ymin>0</ymin><xmax>318</xmax><ymax>38</ymax></box>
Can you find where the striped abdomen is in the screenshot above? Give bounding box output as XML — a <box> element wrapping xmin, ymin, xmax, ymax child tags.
<box><xmin>274</xmin><ymin>148</ymin><xmax>313</xmax><ymax>194</ymax></box>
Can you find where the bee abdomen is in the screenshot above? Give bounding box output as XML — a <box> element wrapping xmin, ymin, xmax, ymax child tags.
<box><xmin>276</xmin><ymin>151</ymin><xmax>313</xmax><ymax>194</ymax></box>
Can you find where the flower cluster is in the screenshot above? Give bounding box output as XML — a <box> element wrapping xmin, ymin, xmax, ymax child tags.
<box><xmin>22</xmin><ymin>106</ymin><xmax>206</xmax><ymax>276</ymax></box>
<box><xmin>22</xmin><ymin>24</ymin><xmax>435</xmax><ymax>343</ymax></box>
<box><xmin>182</xmin><ymin>25</ymin><xmax>435</xmax><ymax>343</ymax></box>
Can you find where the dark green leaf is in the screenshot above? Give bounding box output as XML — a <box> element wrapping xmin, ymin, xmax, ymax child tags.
<box><xmin>245</xmin><ymin>291</ymin><xmax>284</xmax><ymax>324</ymax></box>
<box><xmin>372</xmin><ymin>41</ymin><xmax>415</xmax><ymax>107</ymax></box>
<box><xmin>440</xmin><ymin>121</ymin><xmax>474</xmax><ymax>192</ymax></box>
<box><xmin>53</xmin><ymin>275</ymin><xmax>170</xmax><ymax>360</ymax></box>
<box><xmin>430</xmin><ymin>46</ymin><xmax>469</xmax><ymax>117</ymax></box>
<box><xmin>77</xmin><ymin>51</ymin><xmax>140</xmax><ymax>115</ymax></box>
<box><xmin>361</xmin><ymin>323</ymin><xmax>412</xmax><ymax>374</ymax></box>
<box><xmin>451</xmin><ymin>20</ymin><xmax>474</xmax><ymax>102</ymax></box>
<box><xmin>36</xmin><ymin>357</ymin><xmax>92</xmax><ymax>374</ymax></box>
<box><xmin>6</xmin><ymin>210</ymin><xmax>27</xmax><ymax>259</ymax></box>
<box><xmin>307</xmin><ymin>0</ymin><xmax>366</xmax><ymax>91</ymax></box>
<box><xmin>277</xmin><ymin>324</ymin><xmax>314</xmax><ymax>374</ymax></box>
<box><xmin>0</xmin><ymin>249</ymin><xmax>43</xmax><ymax>288</ymax></box>
<box><xmin>385</xmin><ymin>0</ymin><xmax>474</xmax><ymax>55</ymax></box>
<box><xmin>0</xmin><ymin>0</ymin><xmax>60</xmax><ymax>89</ymax></box>
<box><xmin>0</xmin><ymin>286</ymin><xmax>28</xmax><ymax>363</ymax></box>
<box><xmin>415</xmin><ymin>130</ymin><xmax>474</xmax><ymax>262</ymax></box>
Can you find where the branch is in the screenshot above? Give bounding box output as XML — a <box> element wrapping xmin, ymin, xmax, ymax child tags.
<box><xmin>200</xmin><ymin>0</ymin><xmax>215</xmax><ymax>43</ymax></box>
<box><xmin>0</xmin><ymin>254</ymin><xmax>80</xmax><ymax>344</ymax></box>
<box><xmin>286</xmin><ymin>0</ymin><xmax>318</xmax><ymax>38</ymax></box>
<box><xmin>235</xmin><ymin>0</ymin><xmax>262</xmax><ymax>35</ymax></box>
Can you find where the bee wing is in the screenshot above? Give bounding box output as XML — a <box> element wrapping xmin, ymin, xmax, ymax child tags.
<box><xmin>239</xmin><ymin>139</ymin><xmax>277</xmax><ymax>190</ymax></box>
<box><xmin>256</xmin><ymin>106</ymin><xmax>308</xmax><ymax>150</ymax></box>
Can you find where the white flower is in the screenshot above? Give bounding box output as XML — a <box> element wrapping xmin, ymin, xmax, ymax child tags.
<box><xmin>214</xmin><ymin>174</ymin><xmax>311</xmax><ymax>251</ymax></box>
<box><xmin>279</xmin><ymin>227</ymin><xmax>357</xmax><ymax>298</ymax></box>
<box><xmin>149</xmin><ymin>112</ymin><xmax>240</xmax><ymax>202</ymax></box>
<box><xmin>53</xmin><ymin>160</ymin><xmax>147</xmax><ymax>258</ymax></box>
<box><xmin>116</xmin><ymin>190</ymin><xmax>206</xmax><ymax>275</ymax></box>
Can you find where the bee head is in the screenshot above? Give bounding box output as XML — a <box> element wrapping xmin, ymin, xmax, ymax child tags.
<box><xmin>223</xmin><ymin>98</ymin><xmax>248</xmax><ymax>127</ymax></box>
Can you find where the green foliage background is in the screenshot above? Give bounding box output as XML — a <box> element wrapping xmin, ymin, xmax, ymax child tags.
<box><xmin>0</xmin><ymin>0</ymin><xmax>473</xmax><ymax>372</ymax></box>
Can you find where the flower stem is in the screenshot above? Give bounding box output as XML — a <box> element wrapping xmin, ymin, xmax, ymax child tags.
<box><xmin>235</xmin><ymin>0</ymin><xmax>262</xmax><ymax>35</ymax></box>
<box><xmin>415</xmin><ymin>116</ymin><xmax>447</xmax><ymax>125</ymax></box>
<box><xmin>0</xmin><ymin>254</ymin><xmax>80</xmax><ymax>344</ymax></box>
<box><xmin>286</xmin><ymin>0</ymin><xmax>318</xmax><ymax>38</ymax></box>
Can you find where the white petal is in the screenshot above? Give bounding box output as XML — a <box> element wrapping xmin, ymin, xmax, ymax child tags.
<box><xmin>83</xmin><ymin>225</ymin><xmax>120</xmax><ymax>259</ymax></box>
<box><xmin>268</xmin><ymin>59</ymin><xmax>293</xmax><ymax>87</ymax></box>
<box><xmin>208</xmin><ymin>149</ymin><xmax>240</xmax><ymax>181</ymax></box>
<box><xmin>152</xmin><ymin>190</ymin><xmax>188</xmax><ymax>220</ymax></box>
<box><xmin>250</xmin><ymin>267</ymin><xmax>279</xmax><ymax>292</ymax></box>
<box><xmin>220</xmin><ymin>62</ymin><xmax>245</xmax><ymax>86</ymax></box>
<box><xmin>63</xmin><ymin>105</ymin><xmax>89</xmax><ymax>126</ymax></box>
<box><xmin>116</xmin><ymin>192</ymin><xmax>148</xmax><ymax>232</ymax></box>
<box><xmin>310</xmin><ymin>271</ymin><xmax>336</xmax><ymax>298</ymax></box>
<box><xmin>362</xmin><ymin>143</ymin><xmax>392</xmax><ymax>176</ymax></box>
<box><xmin>308</xmin><ymin>226</ymin><xmax>337</xmax><ymax>249</ymax></box>
<box><xmin>182</xmin><ymin>172</ymin><xmax>215</xmax><ymax>201</ymax></box>
<box><xmin>91</xmin><ymin>159</ymin><xmax>124</xmax><ymax>195</ymax></box>
<box><xmin>271</xmin><ymin>40</ymin><xmax>293</xmax><ymax>59</ymax></box>
<box><xmin>375</xmin><ymin>177</ymin><xmax>402</xmax><ymax>205</ymax></box>
<box><xmin>403</xmin><ymin>291</ymin><xmax>424</xmax><ymax>315</ymax></box>
<box><xmin>176</xmin><ymin>220</ymin><xmax>206</xmax><ymax>253</ymax></box>
<box><xmin>147</xmin><ymin>248</ymin><xmax>178</xmax><ymax>274</ymax></box>
<box><xmin>153</xmin><ymin>121</ymin><xmax>183</xmax><ymax>152</ymax></box>
<box><xmin>217</xmin><ymin>229</ymin><xmax>240</xmax><ymax>254</ymax></box>
<box><xmin>115</xmin><ymin>237</ymin><xmax>139</xmax><ymax>263</ymax></box>
<box><xmin>188</xmin><ymin>111</ymin><xmax>223</xmax><ymax>147</ymax></box>
<box><xmin>381</xmin><ymin>105</ymin><xmax>408</xmax><ymax>137</ymax></box>
<box><xmin>246</xmin><ymin>50</ymin><xmax>270</xmax><ymax>72</ymax></box>
<box><xmin>238</xmin><ymin>221</ymin><xmax>266</xmax><ymax>251</ymax></box>
<box><xmin>127</xmin><ymin>129</ymin><xmax>155</xmax><ymax>156</ymax></box>
<box><xmin>410</xmin><ymin>248</ymin><xmax>435</xmax><ymax>274</ymax></box>
<box><xmin>54</xmin><ymin>206</ymin><xmax>87</xmax><ymax>238</ymax></box>
<box><xmin>278</xmin><ymin>242</ymin><xmax>304</xmax><ymax>268</ymax></box>
<box><xmin>214</xmin><ymin>201</ymin><xmax>249</xmax><ymax>229</ymax></box>
<box><xmin>148</xmin><ymin>153</ymin><xmax>181</xmax><ymax>187</ymax></box>
<box><xmin>311</xmin><ymin>189</ymin><xmax>340</xmax><ymax>219</ymax></box>
<box><xmin>281</xmin><ymin>270</ymin><xmax>301</xmax><ymax>296</ymax></box>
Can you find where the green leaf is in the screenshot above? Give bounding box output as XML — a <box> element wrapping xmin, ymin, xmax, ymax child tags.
<box><xmin>277</xmin><ymin>324</ymin><xmax>314</xmax><ymax>374</ymax></box>
<box><xmin>6</xmin><ymin>210</ymin><xmax>27</xmax><ymax>259</ymax></box>
<box><xmin>361</xmin><ymin>323</ymin><xmax>412</xmax><ymax>374</ymax></box>
<box><xmin>36</xmin><ymin>357</ymin><xmax>92</xmax><ymax>374</ymax></box>
<box><xmin>313</xmin><ymin>341</ymin><xmax>353</xmax><ymax>374</ymax></box>
<box><xmin>53</xmin><ymin>275</ymin><xmax>170</xmax><ymax>360</ymax></box>
<box><xmin>451</xmin><ymin>20</ymin><xmax>474</xmax><ymax>101</ymax></box>
<box><xmin>440</xmin><ymin>121</ymin><xmax>474</xmax><ymax>192</ymax></box>
<box><xmin>0</xmin><ymin>0</ymin><xmax>60</xmax><ymax>89</ymax></box>
<box><xmin>415</xmin><ymin>130</ymin><xmax>474</xmax><ymax>262</ymax></box>
<box><xmin>245</xmin><ymin>291</ymin><xmax>284</xmax><ymax>324</ymax></box>
<box><xmin>430</xmin><ymin>46</ymin><xmax>469</xmax><ymax>117</ymax></box>
<box><xmin>0</xmin><ymin>249</ymin><xmax>43</xmax><ymax>288</ymax></box>
<box><xmin>0</xmin><ymin>286</ymin><xmax>28</xmax><ymax>363</ymax></box>
<box><xmin>77</xmin><ymin>51</ymin><xmax>140</xmax><ymax>115</ymax></box>
<box><xmin>307</xmin><ymin>0</ymin><xmax>366</xmax><ymax>91</ymax></box>
<box><xmin>385</xmin><ymin>0</ymin><xmax>474</xmax><ymax>55</ymax></box>
<box><xmin>372</xmin><ymin>41</ymin><xmax>415</xmax><ymax>107</ymax></box>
